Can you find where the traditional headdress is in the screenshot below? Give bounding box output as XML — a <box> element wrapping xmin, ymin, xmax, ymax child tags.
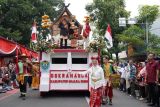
<box><xmin>20</xmin><ymin>53</ymin><xmax>28</xmax><ymax>58</ymax></box>
<box><xmin>91</xmin><ymin>56</ymin><xmax>99</xmax><ymax>60</ymax></box>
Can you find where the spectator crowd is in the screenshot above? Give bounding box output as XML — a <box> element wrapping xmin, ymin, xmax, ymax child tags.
<box><xmin>0</xmin><ymin>58</ymin><xmax>40</xmax><ymax>94</ymax></box>
<box><xmin>0</xmin><ymin>61</ymin><xmax>18</xmax><ymax>93</ymax></box>
<box><xmin>117</xmin><ymin>53</ymin><xmax>160</xmax><ymax>107</ymax></box>
<box><xmin>0</xmin><ymin>53</ymin><xmax>159</xmax><ymax>107</ymax></box>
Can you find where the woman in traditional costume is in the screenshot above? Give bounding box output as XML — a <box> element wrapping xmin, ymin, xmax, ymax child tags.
<box><xmin>79</xmin><ymin>56</ymin><xmax>105</xmax><ymax>107</ymax></box>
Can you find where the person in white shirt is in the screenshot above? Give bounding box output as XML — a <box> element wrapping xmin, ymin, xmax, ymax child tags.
<box><xmin>119</xmin><ymin>64</ymin><xmax>126</xmax><ymax>92</ymax></box>
<box><xmin>79</xmin><ymin>56</ymin><xmax>105</xmax><ymax>107</ymax></box>
<box><xmin>125</xmin><ymin>63</ymin><xmax>131</xmax><ymax>94</ymax></box>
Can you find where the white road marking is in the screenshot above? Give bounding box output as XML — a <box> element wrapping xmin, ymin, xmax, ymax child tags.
<box><xmin>85</xmin><ymin>96</ymin><xmax>90</xmax><ymax>105</ymax></box>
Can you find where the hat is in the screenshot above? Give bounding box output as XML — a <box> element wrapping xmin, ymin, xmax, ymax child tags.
<box><xmin>109</xmin><ymin>60</ymin><xmax>114</xmax><ymax>63</ymax></box>
<box><xmin>32</xmin><ymin>58</ymin><xmax>39</xmax><ymax>64</ymax></box>
<box><xmin>91</xmin><ymin>56</ymin><xmax>99</xmax><ymax>60</ymax></box>
<box><xmin>20</xmin><ymin>53</ymin><xmax>27</xmax><ymax>58</ymax></box>
<box><xmin>32</xmin><ymin>61</ymin><xmax>39</xmax><ymax>64</ymax></box>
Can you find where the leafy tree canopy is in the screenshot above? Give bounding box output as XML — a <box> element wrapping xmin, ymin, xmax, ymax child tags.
<box><xmin>118</xmin><ymin>5</ymin><xmax>160</xmax><ymax>56</ymax></box>
<box><xmin>138</xmin><ymin>5</ymin><xmax>160</xmax><ymax>25</ymax></box>
<box><xmin>0</xmin><ymin>0</ymin><xmax>64</xmax><ymax>46</ymax></box>
<box><xmin>118</xmin><ymin>25</ymin><xmax>145</xmax><ymax>46</ymax></box>
<box><xmin>85</xmin><ymin>0</ymin><xmax>130</xmax><ymax>60</ymax></box>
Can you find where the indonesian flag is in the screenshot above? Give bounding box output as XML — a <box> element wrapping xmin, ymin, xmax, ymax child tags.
<box><xmin>105</xmin><ymin>24</ymin><xmax>113</xmax><ymax>48</ymax></box>
<box><xmin>31</xmin><ymin>22</ymin><xmax>37</xmax><ymax>43</ymax></box>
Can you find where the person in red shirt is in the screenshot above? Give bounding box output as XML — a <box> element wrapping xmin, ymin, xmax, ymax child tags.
<box><xmin>145</xmin><ymin>53</ymin><xmax>159</xmax><ymax>106</ymax></box>
<box><xmin>83</xmin><ymin>16</ymin><xmax>91</xmax><ymax>49</ymax></box>
<box><xmin>155</xmin><ymin>60</ymin><xmax>160</xmax><ymax>107</ymax></box>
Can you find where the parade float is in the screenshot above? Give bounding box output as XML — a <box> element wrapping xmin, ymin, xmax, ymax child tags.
<box><xmin>31</xmin><ymin>5</ymin><xmax>120</xmax><ymax>96</ymax></box>
<box><xmin>32</xmin><ymin>6</ymin><xmax>102</xmax><ymax>96</ymax></box>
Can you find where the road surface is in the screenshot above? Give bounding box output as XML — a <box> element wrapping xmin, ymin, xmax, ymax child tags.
<box><xmin>0</xmin><ymin>89</ymin><xmax>147</xmax><ymax>107</ymax></box>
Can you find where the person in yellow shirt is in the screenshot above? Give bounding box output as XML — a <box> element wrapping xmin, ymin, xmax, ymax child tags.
<box><xmin>102</xmin><ymin>57</ymin><xmax>114</xmax><ymax>105</ymax></box>
<box><xmin>31</xmin><ymin>61</ymin><xmax>40</xmax><ymax>90</ymax></box>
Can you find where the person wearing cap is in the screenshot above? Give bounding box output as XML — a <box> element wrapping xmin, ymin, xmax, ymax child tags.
<box><xmin>17</xmin><ymin>54</ymin><xmax>28</xmax><ymax>100</ymax></box>
<box><xmin>78</xmin><ymin>56</ymin><xmax>105</xmax><ymax>107</ymax></box>
<box><xmin>102</xmin><ymin>57</ymin><xmax>114</xmax><ymax>105</ymax></box>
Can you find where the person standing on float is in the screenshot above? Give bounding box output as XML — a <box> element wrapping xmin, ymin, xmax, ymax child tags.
<box><xmin>79</xmin><ymin>56</ymin><xmax>105</xmax><ymax>107</ymax></box>
<box><xmin>59</xmin><ymin>17</ymin><xmax>70</xmax><ymax>49</ymax></box>
<box><xmin>103</xmin><ymin>57</ymin><xmax>114</xmax><ymax>105</ymax></box>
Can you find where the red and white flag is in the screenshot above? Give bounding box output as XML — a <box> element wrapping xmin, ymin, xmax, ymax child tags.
<box><xmin>31</xmin><ymin>21</ymin><xmax>37</xmax><ymax>43</ymax></box>
<box><xmin>105</xmin><ymin>24</ymin><xmax>113</xmax><ymax>48</ymax></box>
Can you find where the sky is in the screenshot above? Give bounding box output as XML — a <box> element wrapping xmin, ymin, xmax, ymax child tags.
<box><xmin>65</xmin><ymin>0</ymin><xmax>160</xmax><ymax>23</ymax></box>
<box><xmin>125</xmin><ymin>0</ymin><xmax>160</xmax><ymax>17</ymax></box>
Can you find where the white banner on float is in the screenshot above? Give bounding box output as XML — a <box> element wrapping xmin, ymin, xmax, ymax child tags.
<box><xmin>50</xmin><ymin>71</ymin><xmax>89</xmax><ymax>90</ymax></box>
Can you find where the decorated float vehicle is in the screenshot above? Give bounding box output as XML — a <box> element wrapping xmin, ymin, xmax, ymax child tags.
<box><xmin>40</xmin><ymin>49</ymin><xmax>97</xmax><ymax>96</ymax></box>
<box><xmin>38</xmin><ymin>5</ymin><xmax>96</xmax><ymax>96</ymax></box>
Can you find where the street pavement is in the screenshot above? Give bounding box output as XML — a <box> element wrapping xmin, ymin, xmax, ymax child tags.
<box><xmin>0</xmin><ymin>88</ymin><xmax>148</xmax><ymax>107</ymax></box>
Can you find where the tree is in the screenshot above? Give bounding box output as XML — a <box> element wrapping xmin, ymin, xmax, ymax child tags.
<box><xmin>138</xmin><ymin>5</ymin><xmax>159</xmax><ymax>25</ymax></box>
<box><xmin>118</xmin><ymin>25</ymin><xmax>145</xmax><ymax>46</ymax></box>
<box><xmin>118</xmin><ymin>26</ymin><xmax>160</xmax><ymax>57</ymax></box>
<box><xmin>118</xmin><ymin>5</ymin><xmax>160</xmax><ymax>57</ymax></box>
<box><xmin>0</xmin><ymin>0</ymin><xmax>64</xmax><ymax>46</ymax></box>
<box><xmin>118</xmin><ymin>25</ymin><xmax>146</xmax><ymax>56</ymax></box>
<box><xmin>147</xmin><ymin>34</ymin><xmax>160</xmax><ymax>55</ymax></box>
<box><xmin>85</xmin><ymin>0</ymin><xmax>130</xmax><ymax>60</ymax></box>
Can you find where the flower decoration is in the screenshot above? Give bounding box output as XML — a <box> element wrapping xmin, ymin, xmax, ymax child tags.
<box><xmin>87</xmin><ymin>37</ymin><xmax>106</xmax><ymax>52</ymax></box>
<box><xmin>41</xmin><ymin>14</ymin><xmax>52</xmax><ymax>29</ymax></box>
<box><xmin>35</xmin><ymin>41</ymin><xmax>59</xmax><ymax>53</ymax></box>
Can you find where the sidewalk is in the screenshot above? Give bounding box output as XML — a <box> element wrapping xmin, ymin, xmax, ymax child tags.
<box><xmin>0</xmin><ymin>89</ymin><xmax>18</xmax><ymax>101</ymax></box>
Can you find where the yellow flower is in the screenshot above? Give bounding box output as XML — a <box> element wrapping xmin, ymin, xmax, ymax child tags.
<box><xmin>42</xmin><ymin>15</ymin><xmax>49</xmax><ymax>19</ymax></box>
<box><xmin>42</xmin><ymin>20</ymin><xmax>45</xmax><ymax>23</ymax></box>
<box><xmin>42</xmin><ymin>25</ymin><xmax>46</xmax><ymax>28</ymax></box>
<box><xmin>42</xmin><ymin>16</ymin><xmax>45</xmax><ymax>19</ymax></box>
<box><xmin>44</xmin><ymin>19</ymin><xmax>49</xmax><ymax>22</ymax></box>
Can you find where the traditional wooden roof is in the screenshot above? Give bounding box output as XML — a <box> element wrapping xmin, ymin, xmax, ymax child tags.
<box><xmin>52</xmin><ymin>6</ymin><xmax>80</xmax><ymax>25</ymax></box>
